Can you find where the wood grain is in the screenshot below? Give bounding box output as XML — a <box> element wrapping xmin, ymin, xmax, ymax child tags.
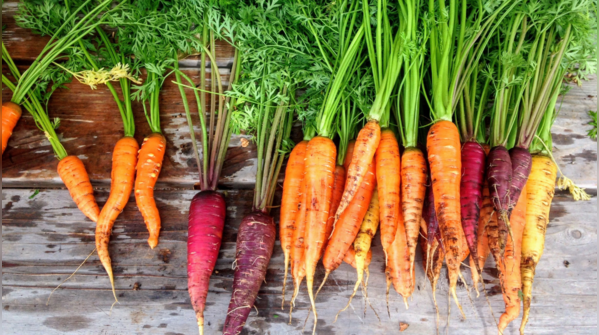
<box><xmin>2</xmin><ymin>189</ymin><xmax>597</xmax><ymax>335</ymax></box>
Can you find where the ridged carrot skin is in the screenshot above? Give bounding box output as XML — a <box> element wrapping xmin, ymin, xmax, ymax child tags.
<box><xmin>57</xmin><ymin>155</ymin><xmax>100</xmax><ymax>222</ymax></box>
<box><xmin>343</xmin><ymin>245</ymin><xmax>373</xmax><ymax>269</ymax></box>
<box><xmin>486</xmin><ymin>146</ymin><xmax>512</xmax><ymax>256</ymax></box>
<box><xmin>336</xmin><ymin>120</ymin><xmax>381</xmax><ymax>223</ymax></box>
<box><xmin>280</xmin><ymin>140</ymin><xmax>308</xmax><ymax>306</ymax></box>
<box><xmin>401</xmin><ymin>147</ymin><xmax>428</xmax><ymax>283</ymax></box>
<box><xmin>426</xmin><ymin>120</ymin><xmax>463</xmax><ymax>313</ymax></box>
<box><xmin>470</xmin><ymin>180</ymin><xmax>493</xmax><ymax>295</ymax></box>
<box><xmin>323</xmin><ymin>165</ymin><xmax>347</xmax><ymax>253</ymax></box>
<box><xmin>303</xmin><ymin>136</ymin><xmax>336</xmax><ymax>331</ymax></box>
<box><xmin>322</xmin><ymin>162</ymin><xmax>375</xmax><ymax>273</ymax></box>
<box><xmin>460</xmin><ymin>141</ymin><xmax>486</xmax><ymax>263</ymax></box>
<box><xmin>498</xmin><ymin>183</ymin><xmax>527</xmax><ymax>333</ymax></box>
<box><xmin>2</xmin><ymin>102</ymin><xmax>21</xmax><ymax>154</ymax></box>
<box><xmin>376</xmin><ymin>129</ymin><xmax>401</xmax><ymax>255</ymax></box>
<box><xmin>188</xmin><ymin>191</ymin><xmax>226</xmax><ymax>335</ymax></box>
<box><xmin>96</xmin><ymin>137</ymin><xmax>139</xmax><ymax>300</ymax></box>
<box><xmin>520</xmin><ymin>155</ymin><xmax>557</xmax><ymax>334</ymax></box>
<box><xmin>223</xmin><ymin>211</ymin><xmax>276</xmax><ymax>335</ymax></box>
<box><xmin>135</xmin><ymin>133</ymin><xmax>166</xmax><ymax>249</ymax></box>
<box><xmin>508</xmin><ymin>147</ymin><xmax>532</xmax><ymax>214</ymax></box>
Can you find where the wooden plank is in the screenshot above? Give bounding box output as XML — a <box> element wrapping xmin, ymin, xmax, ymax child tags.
<box><xmin>2</xmin><ymin>189</ymin><xmax>597</xmax><ymax>334</ymax></box>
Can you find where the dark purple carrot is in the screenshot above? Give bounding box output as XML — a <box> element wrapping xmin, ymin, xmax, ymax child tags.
<box><xmin>508</xmin><ymin>146</ymin><xmax>532</xmax><ymax>214</ymax></box>
<box><xmin>460</xmin><ymin>141</ymin><xmax>486</xmax><ymax>263</ymax></box>
<box><xmin>486</xmin><ymin>146</ymin><xmax>512</xmax><ymax>256</ymax></box>
<box><xmin>223</xmin><ymin>211</ymin><xmax>276</xmax><ymax>335</ymax></box>
<box><xmin>188</xmin><ymin>191</ymin><xmax>226</xmax><ymax>335</ymax></box>
<box><xmin>423</xmin><ymin>184</ymin><xmax>442</xmax><ymax>248</ymax></box>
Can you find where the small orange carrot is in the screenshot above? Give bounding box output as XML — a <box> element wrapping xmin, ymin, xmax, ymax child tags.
<box><xmin>57</xmin><ymin>155</ymin><xmax>100</xmax><ymax>222</ymax></box>
<box><xmin>401</xmin><ymin>147</ymin><xmax>428</xmax><ymax>284</ymax></box>
<box><xmin>280</xmin><ymin>140</ymin><xmax>308</xmax><ymax>308</ymax></box>
<box><xmin>498</xmin><ymin>183</ymin><xmax>527</xmax><ymax>333</ymax></box>
<box><xmin>289</xmin><ymin>175</ymin><xmax>307</xmax><ymax>313</ymax></box>
<box><xmin>335</xmin><ymin>120</ymin><xmax>381</xmax><ymax>223</ymax></box>
<box><xmin>303</xmin><ymin>136</ymin><xmax>337</xmax><ymax>331</ymax></box>
<box><xmin>376</xmin><ymin>129</ymin><xmax>401</xmax><ymax>256</ymax></box>
<box><xmin>2</xmin><ymin>102</ymin><xmax>22</xmax><ymax>155</ymax></box>
<box><xmin>426</xmin><ymin>120</ymin><xmax>464</xmax><ymax>315</ymax></box>
<box><xmin>135</xmin><ymin>133</ymin><xmax>166</xmax><ymax>249</ymax></box>
<box><xmin>96</xmin><ymin>136</ymin><xmax>139</xmax><ymax>301</ymax></box>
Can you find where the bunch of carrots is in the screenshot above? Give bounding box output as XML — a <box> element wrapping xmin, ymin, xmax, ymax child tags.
<box><xmin>2</xmin><ymin>0</ymin><xmax>596</xmax><ymax>334</ymax></box>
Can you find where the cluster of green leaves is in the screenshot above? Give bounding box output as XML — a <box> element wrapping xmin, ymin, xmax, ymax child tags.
<box><xmin>485</xmin><ymin>0</ymin><xmax>597</xmax><ymax>150</ymax></box>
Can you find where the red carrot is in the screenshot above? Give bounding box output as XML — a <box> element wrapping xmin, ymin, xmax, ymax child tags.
<box><xmin>460</xmin><ymin>141</ymin><xmax>486</xmax><ymax>264</ymax></box>
<box><xmin>486</xmin><ymin>146</ymin><xmax>512</xmax><ymax>256</ymax></box>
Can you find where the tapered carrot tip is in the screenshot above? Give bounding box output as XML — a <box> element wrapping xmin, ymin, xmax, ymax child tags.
<box><xmin>403</xmin><ymin>296</ymin><xmax>409</xmax><ymax>309</ymax></box>
<box><xmin>197</xmin><ymin>316</ymin><xmax>204</xmax><ymax>335</ymax></box>
<box><xmin>148</xmin><ymin>236</ymin><xmax>158</xmax><ymax>249</ymax></box>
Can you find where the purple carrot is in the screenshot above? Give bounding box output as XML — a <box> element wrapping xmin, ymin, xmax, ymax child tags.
<box><xmin>460</xmin><ymin>141</ymin><xmax>486</xmax><ymax>262</ymax></box>
<box><xmin>188</xmin><ymin>191</ymin><xmax>227</xmax><ymax>335</ymax></box>
<box><xmin>423</xmin><ymin>184</ymin><xmax>443</xmax><ymax>251</ymax></box>
<box><xmin>486</xmin><ymin>146</ymin><xmax>512</xmax><ymax>256</ymax></box>
<box><xmin>508</xmin><ymin>147</ymin><xmax>532</xmax><ymax>214</ymax></box>
<box><xmin>223</xmin><ymin>211</ymin><xmax>276</xmax><ymax>335</ymax></box>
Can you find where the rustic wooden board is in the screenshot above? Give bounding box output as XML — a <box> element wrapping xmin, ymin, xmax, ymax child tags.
<box><xmin>2</xmin><ymin>189</ymin><xmax>597</xmax><ymax>334</ymax></box>
<box><xmin>2</xmin><ymin>1</ymin><xmax>597</xmax><ymax>190</ymax></box>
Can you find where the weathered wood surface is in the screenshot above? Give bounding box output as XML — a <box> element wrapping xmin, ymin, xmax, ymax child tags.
<box><xmin>2</xmin><ymin>189</ymin><xmax>597</xmax><ymax>335</ymax></box>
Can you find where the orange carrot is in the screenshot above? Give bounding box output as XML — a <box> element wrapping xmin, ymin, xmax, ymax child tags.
<box><xmin>303</xmin><ymin>136</ymin><xmax>336</xmax><ymax>332</ymax></box>
<box><xmin>96</xmin><ymin>136</ymin><xmax>139</xmax><ymax>300</ymax></box>
<box><xmin>280</xmin><ymin>140</ymin><xmax>308</xmax><ymax>308</ymax></box>
<box><xmin>497</xmin><ymin>183</ymin><xmax>527</xmax><ymax>333</ymax></box>
<box><xmin>375</xmin><ymin>129</ymin><xmax>401</xmax><ymax>255</ymax></box>
<box><xmin>135</xmin><ymin>133</ymin><xmax>166</xmax><ymax>249</ymax></box>
<box><xmin>2</xmin><ymin>102</ymin><xmax>21</xmax><ymax>155</ymax></box>
<box><xmin>401</xmin><ymin>147</ymin><xmax>428</xmax><ymax>284</ymax></box>
<box><xmin>471</xmin><ymin>180</ymin><xmax>493</xmax><ymax>295</ymax></box>
<box><xmin>426</xmin><ymin>120</ymin><xmax>464</xmax><ymax>315</ymax></box>
<box><xmin>323</xmin><ymin>165</ymin><xmax>347</xmax><ymax>253</ymax></box>
<box><xmin>57</xmin><ymin>155</ymin><xmax>100</xmax><ymax>222</ymax></box>
<box><xmin>385</xmin><ymin>197</ymin><xmax>412</xmax><ymax>308</ymax></box>
<box><xmin>335</xmin><ymin>120</ymin><xmax>381</xmax><ymax>223</ymax></box>
<box><xmin>322</xmin><ymin>162</ymin><xmax>376</xmax><ymax>278</ymax></box>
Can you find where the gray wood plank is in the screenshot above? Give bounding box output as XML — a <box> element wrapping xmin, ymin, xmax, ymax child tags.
<box><xmin>2</xmin><ymin>189</ymin><xmax>596</xmax><ymax>335</ymax></box>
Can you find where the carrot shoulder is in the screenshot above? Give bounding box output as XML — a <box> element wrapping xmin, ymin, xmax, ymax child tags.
<box><xmin>426</xmin><ymin>120</ymin><xmax>464</xmax><ymax>314</ymax></box>
<box><xmin>57</xmin><ymin>155</ymin><xmax>100</xmax><ymax>223</ymax></box>
<box><xmin>135</xmin><ymin>133</ymin><xmax>166</xmax><ymax>249</ymax></box>
<box><xmin>2</xmin><ymin>102</ymin><xmax>22</xmax><ymax>155</ymax></box>
<box><xmin>96</xmin><ymin>136</ymin><xmax>139</xmax><ymax>301</ymax></box>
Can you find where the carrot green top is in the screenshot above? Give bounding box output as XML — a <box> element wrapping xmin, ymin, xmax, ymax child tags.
<box><xmin>428</xmin><ymin>0</ymin><xmax>518</xmax><ymax>123</ymax></box>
